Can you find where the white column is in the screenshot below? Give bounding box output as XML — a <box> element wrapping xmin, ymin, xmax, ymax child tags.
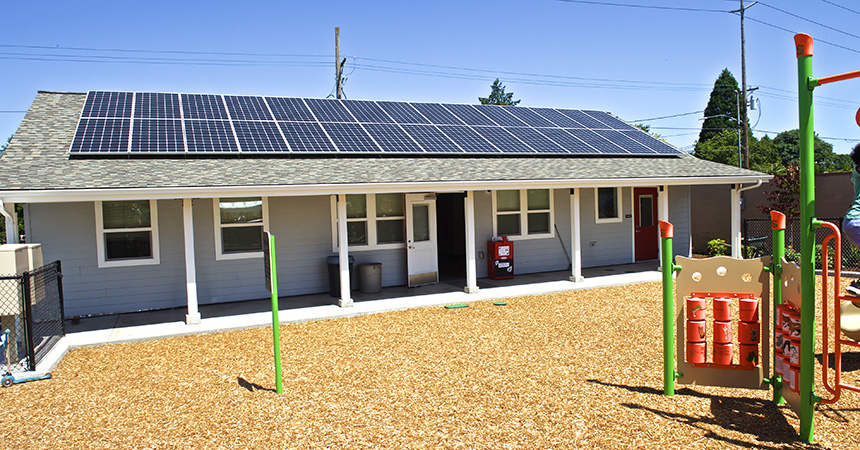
<box><xmin>337</xmin><ymin>194</ymin><xmax>353</xmax><ymax>307</ymax></box>
<box><xmin>731</xmin><ymin>185</ymin><xmax>742</xmax><ymax>258</ymax></box>
<box><xmin>657</xmin><ymin>186</ymin><xmax>669</xmax><ymax>262</ymax></box>
<box><xmin>1</xmin><ymin>201</ymin><xmax>19</xmax><ymax>244</ymax></box>
<box><xmin>182</xmin><ymin>198</ymin><xmax>201</xmax><ymax>324</ymax></box>
<box><xmin>570</xmin><ymin>188</ymin><xmax>583</xmax><ymax>282</ymax></box>
<box><xmin>464</xmin><ymin>190</ymin><xmax>479</xmax><ymax>293</ymax></box>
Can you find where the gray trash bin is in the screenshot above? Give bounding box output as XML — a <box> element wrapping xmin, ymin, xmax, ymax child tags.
<box><xmin>358</xmin><ymin>262</ymin><xmax>382</xmax><ymax>294</ymax></box>
<box><xmin>326</xmin><ymin>255</ymin><xmax>354</xmax><ymax>297</ymax></box>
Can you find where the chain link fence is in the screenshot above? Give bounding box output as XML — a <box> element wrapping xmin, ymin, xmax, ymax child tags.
<box><xmin>743</xmin><ymin>217</ymin><xmax>860</xmax><ymax>274</ymax></box>
<box><xmin>1</xmin><ymin>261</ymin><xmax>64</xmax><ymax>373</ymax></box>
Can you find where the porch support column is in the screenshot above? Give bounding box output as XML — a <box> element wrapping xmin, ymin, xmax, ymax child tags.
<box><xmin>730</xmin><ymin>185</ymin><xmax>742</xmax><ymax>258</ymax></box>
<box><xmin>337</xmin><ymin>194</ymin><xmax>353</xmax><ymax>307</ymax></box>
<box><xmin>657</xmin><ymin>186</ymin><xmax>669</xmax><ymax>262</ymax></box>
<box><xmin>569</xmin><ymin>188</ymin><xmax>583</xmax><ymax>282</ymax></box>
<box><xmin>464</xmin><ymin>190</ymin><xmax>479</xmax><ymax>293</ymax></box>
<box><xmin>182</xmin><ymin>198</ymin><xmax>201</xmax><ymax>325</ymax></box>
<box><xmin>1</xmin><ymin>200</ymin><xmax>19</xmax><ymax>244</ymax></box>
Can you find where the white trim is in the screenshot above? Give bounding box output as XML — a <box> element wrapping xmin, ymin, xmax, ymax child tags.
<box><xmin>213</xmin><ymin>197</ymin><xmax>269</xmax><ymax>260</ymax></box>
<box><xmin>629</xmin><ymin>187</ymin><xmax>636</xmax><ymax>262</ymax></box>
<box><xmin>329</xmin><ymin>194</ymin><xmax>407</xmax><ymax>252</ymax></box>
<box><xmin>570</xmin><ymin>188</ymin><xmax>583</xmax><ymax>282</ymax></box>
<box><xmin>336</xmin><ymin>194</ymin><xmax>353</xmax><ymax>307</ymax></box>
<box><xmin>595</xmin><ymin>187</ymin><xmax>623</xmax><ymax>224</ymax></box>
<box><xmin>0</xmin><ymin>175</ymin><xmax>771</xmax><ymax>204</ymax></box>
<box><xmin>0</xmin><ymin>200</ymin><xmax>18</xmax><ymax>244</ymax></box>
<box><xmin>182</xmin><ymin>198</ymin><xmax>201</xmax><ymax>325</ymax></box>
<box><xmin>95</xmin><ymin>199</ymin><xmax>160</xmax><ymax>268</ymax></box>
<box><xmin>491</xmin><ymin>189</ymin><xmax>555</xmax><ymax>240</ymax></box>
<box><xmin>464</xmin><ymin>190</ymin><xmax>479</xmax><ymax>293</ymax></box>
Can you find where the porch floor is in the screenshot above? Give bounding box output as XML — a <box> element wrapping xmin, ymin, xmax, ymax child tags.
<box><xmin>46</xmin><ymin>262</ymin><xmax>661</xmax><ymax>370</ymax></box>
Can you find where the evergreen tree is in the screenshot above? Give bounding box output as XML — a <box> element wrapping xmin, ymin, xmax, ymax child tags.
<box><xmin>479</xmin><ymin>79</ymin><xmax>520</xmax><ymax>106</ymax></box>
<box><xmin>697</xmin><ymin>69</ymin><xmax>741</xmax><ymax>145</ymax></box>
<box><xmin>772</xmin><ymin>129</ymin><xmax>852</xmax><ymax>172</ymax></box>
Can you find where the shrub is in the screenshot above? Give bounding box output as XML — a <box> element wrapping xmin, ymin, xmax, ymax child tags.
<box><xmin>707</xmin><ymin>239</ymin><xmax>727</xmax><ymax>256</ymax></box>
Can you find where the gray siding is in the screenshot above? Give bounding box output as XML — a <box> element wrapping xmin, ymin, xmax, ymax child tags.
<box><xmin>580</xmin><ymin>187</ymin><xmax>635</xmax><ymax>267</ymax></box>
<box><xmin>668</xmin><ymin>185</ymin><xmax>692</xmax><ymax>258</ymax></box>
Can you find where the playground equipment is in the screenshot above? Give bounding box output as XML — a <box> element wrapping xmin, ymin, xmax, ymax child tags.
<box><xmin>1</xmin><ymin>329</ymin><xmax>50</xmax><ymax>388</ymax></box>
<box><xmin>660</xmin><ymin>33</ymin><xmax>860</xmax><ymax>443</ymax></box>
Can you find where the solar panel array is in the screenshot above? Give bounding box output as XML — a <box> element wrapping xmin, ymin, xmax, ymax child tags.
<box><xmin>70</xmin><ymin>91</ymin><xmax>683</xmax><ymax>156</ymax></box>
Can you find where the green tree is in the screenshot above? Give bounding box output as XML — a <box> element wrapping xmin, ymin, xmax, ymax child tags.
<box><xmin>479</xmin><ymin>79</ymin><xmax>520</xmax><ymax>106</ymax></box>
<box><xmin>697</xmin><ymin>69</ymin><xmax>741</xmax><ymax>146</ymax></box>
<box><xmin>756</xmin><ymin>162</ymin><xmax>800</xmax><ymax>217</ymax></box>
<box><xmin>692</xmin><ymin>129</ymin><xmax>741</xmax><ymax>166</ymax></box>
<box><xmin>772</xmin><ymin>129</ymin><xmax>852</xmax><ymax>172</ymax></box>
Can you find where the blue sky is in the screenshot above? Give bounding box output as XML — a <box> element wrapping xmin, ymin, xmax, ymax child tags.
<box><xmin>1</xmin><ymin>0</ymin><xmax>859</xmax><ymax>155</ymax></box>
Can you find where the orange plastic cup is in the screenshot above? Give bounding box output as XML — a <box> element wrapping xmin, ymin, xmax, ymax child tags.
<box><xmin>738</xmin><ymin>321</ymin><xmax>760</xmax><ymax>344</ymax></box>
<box><xmin>739</xmin><ymin>343</ymin><xmax>758</xmax><ymax>367</ymax></box>
<box><xmin>686</xmin><ymin>320</ymin><xmax>706</xmax><ymax>342</ymax></box>
<box><xmin>739</xmin><ymin>298</ymin><xmax>759</xmax><ymax>322</ymax></box>
<box><xmin>713</xmin><ymin>297</ymin><xmax>732</xmax><ymax>321</ymax></box>
<box><xmin>686</xmin><ymin>342</ymin><xmax>706</xmax><ymax>364</ymax></box>
<box><xmin>713</xmin><ymin>343</ymin><xmax>733</xmax><ymax>365</ymax></box>
<box><xmin>686</xmin><ymin>297</ymin><xmax>707</xmax><ymax>321</ymax></box>
<box><xmin>713</xmin><ymin>321</ymin><xmax>732</xmax><ymax>344</ymax></box>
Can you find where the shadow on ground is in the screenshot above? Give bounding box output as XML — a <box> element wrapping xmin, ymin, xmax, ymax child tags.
<box><xmin>237</xmin><ymin>377</ymin><xmax>276</xmax><ymax>393</ymax></box>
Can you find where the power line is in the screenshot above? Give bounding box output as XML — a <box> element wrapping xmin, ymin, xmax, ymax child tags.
<box><xmin>757</xmin><ymin>2</ymin><xmax>860</xmax><ymax>41</ymax></box>
<box><xmin>0</xmin><ymin>43</ymin><xmax>328</xmax><ymax>59</ymax></box>
<box><xmin>744</xmin><ymin>16</ymin><xmax>860</xmax><ymax>55</ymax></box>
<box><xmin>631</xmin><ymin>110</ymin><xmax>705</xmax><ymax>122</ymax></box>
<box><xmin>555</xmin><ymin>0</ymin><xmax>728</xmax><ymax>13</ymax></box>
<box><xmin>821</xmin><ymin>0</ymin><xmax>860</xmax><ymax>16</ymax></box>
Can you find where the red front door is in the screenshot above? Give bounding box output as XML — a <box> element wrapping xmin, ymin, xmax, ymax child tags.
<box><xmin>634</xmin><ymin>187</ymin><xmax>659</xmax><ymax>261</ymax></box>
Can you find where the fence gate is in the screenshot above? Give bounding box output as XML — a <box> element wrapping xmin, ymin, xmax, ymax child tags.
<box><xmin>0</xmin><ymin>261</ymin><xmax>65</xmax><ymax>373</ymax></box>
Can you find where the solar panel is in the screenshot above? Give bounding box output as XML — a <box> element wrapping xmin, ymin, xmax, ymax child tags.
<box><xmin>362</xmin><ymin>123</ymin><xmax>423</xmax><ymax>152</ymax></box>
<box><xmin>583</xmin><ymin>111</ymin><xmax>636</xmax><ymax>130</ymax></box>
<box><xmin>377</xmin><ymin>101</ymin><xmax>430</xmax><ymax>124</ymax></box>
<box><xmin>399</xmin><ymin>124</ymin><xmax>461</xmax><ymax>153</ymax></box>
<box><xmin>437</xmin><ymin>125</ymin><xmax>499</xmax><ymax>153</ymax></box>
<box><xmin>266</xmin><ymin>97</ymin><xmax>316</xmax><ymax>122</ymax></box>
<box><xmin>535</xmin><ymin>128</ymin><xmax>594</xmax><ymax>154</ymax></box>
<box><xmin>503</xmin><ymin>107</ymin><xmax>556</xmax><ymax>127</ymax></box>
<box><xmin>558</xmin><ymin>110</ymin><xmax>610</xmax><ymax>129</ymax></box>
<box><xmin>565</xmin><ymin>129</ymin><xmax>628</xmax><ymax>154</ymax></box>
<box><xmin>81</xmin><ymin>91</ymin><xmax>133</xmax><ymax>118</ymax></box>
<box><xmin>277</xmin><ymin>121</ymin><xmax>337</xmax><ymax>152</ymax></box>
<box><xmin>70</xmin><ymin>118</ymin><xmax>130</xmax><ymax>153</ymax></box>
<box><xmin>473</xmin><ymin>105</ymin><xmax>528</xmax><ymax>127</ymax></box>
<box><xmin>304</xmin><ymin>98</ymin><xmax>356</xmax><ymax>123</ymax></box>
<box><xmin>593</xmin><ymin>130</ymin><xmax>653</xmax><ymax>154</ymax></box>
<box><xmin>471</xmin><ymin>126</ymin><xmax>532</xmax><ymax>153</ymax></box>
<box><xmin>224</xmin><ymin>96</ymin><xmax>274</xmax><ymax>121</ymax></box>
<box><xmin>184</xmin><ymin>120</ymin><xmax>238</xmax><ymax>152</ymax></box>
<box><xmin>182</xmin><ymin>94</ymin><xmax>228</xmax><ymax>120</ymax></box>
<box><xmin>529</xmin><ymin>108</ymin><xmax>583</xmax><ymax>128</ymax></box>
<box><xmin>131</xmin><ymin>119</ymin><xmax>183</xmax><ymax>152</ymax></box>
<box><xmin>133</xmin><ymin>93</ymin><xmax>181</xmax><ymax>119</ymax></box>
<box><xmin>410</xmin><ymin>103</ymin><xmax>464</xmax><ymax>125</ymax></box>
<box><xmin>620</xmin><ymin>130</ymin><xmax>679</xmax><ymax>154</ymax></box>
<box><xmin>233</xmin><ymin>121</ymin><xmax>289</xmax><ymax>152</ymax></box>
<box><xmin>321</xmin><ymin>122</ymin><xmax>380</xmax><ymax>152</ymax></box>
<box><xmin>504</xmin><ymin>127</ymin><xmax>567</xmax><ymax>154</ymax></box>
<box><xmin>342</xmin><ymin>100</ymin><xmax>394</xmax><ymax>123</ymax></box>
<box><xmin>441</xmin><ymin>104</ymin><xmax>496</xmax><ymax>126</ymax></box>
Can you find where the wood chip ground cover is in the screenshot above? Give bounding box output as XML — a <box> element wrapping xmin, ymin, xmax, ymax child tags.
<box><xmin>1</xmin><ymin>281</ymin><xmax>858</xmax><ymax>449</ymax></box>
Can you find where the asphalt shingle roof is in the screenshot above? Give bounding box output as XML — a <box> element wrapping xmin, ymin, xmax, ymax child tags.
<box><xmin>0</xmin><ymin>92</ymin><xmax>767</xmax><ymax>192</ymax></box>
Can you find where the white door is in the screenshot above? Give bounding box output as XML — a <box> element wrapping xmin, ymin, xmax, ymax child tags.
<box><xmin>406</xmin><ymin>194</ymin><xmax>438</xmax><ymax>287</ymax></box>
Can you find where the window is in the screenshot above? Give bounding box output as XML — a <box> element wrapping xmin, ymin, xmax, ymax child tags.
<box><xmin>214</xmin><ymin>197</ymin><xmax>268</xmax><ymax>260</ymax></box>
<box><xmin>493</xmin><ymin>189</ymin><xmax>554</xmax><ymax>239</ymax></box>
<box><xmin>595</xmin><ymin>187</ymin><xmax>622</xmax><ymax>223</ymax></box>
<box><xmin>95</xmin><ymin>200</ymin><xmax>160</xmax><ymax>268</ymax></box>
<box><xmin>331</xmin><ymin>194</ymin><xmax>405</xmax><ymax>250</ymax></box>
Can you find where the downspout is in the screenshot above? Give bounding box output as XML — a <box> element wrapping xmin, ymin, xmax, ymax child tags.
<box><xmin>731</xmin><ymin>180</ymin><xmax>764</xmax><ymax>258</ymax></box>
<box><xmin>0</xmin><ymin>199</ymin><xmax>19</xmax><ymax>244</ymax></box>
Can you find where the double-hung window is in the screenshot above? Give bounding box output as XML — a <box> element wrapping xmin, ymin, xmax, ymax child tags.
<box><xmin>214</xmin><ymin>197</ymin><xmax>267</xmax><ymax>260</ymax></box>
<box><xmin>595</xmin><ymin>187</ymin><xmax>622</xmax><ymax>223</ymax></box>
<box><xmin>95</xmin><ymin>200</ymin><xmax>160</xmax><ymax>268</ymax></box>
<box><xmin>331</xmin><ymin>193</ymin><xmax>405</xmax><ymax>250</ymax></box>
<box><xmin>493</xmin><ymin>189</ymin><xmax>554</xmax><ymax>239</ymax></box>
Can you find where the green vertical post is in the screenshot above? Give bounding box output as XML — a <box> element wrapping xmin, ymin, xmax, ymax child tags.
<box><xmin>660</xmin><ymin>220</ymin><xmax>676</xmax><ymax>396</ymax></box>
<box><xmin>795</xmin><ymin>33</ymin><xmax>816</xmax><ymax>443</ymax></box>
<box><xmin>770</xmin><ymin>210</ymin><xmax>786</xmax><ymax>405</ymax></box>
<box><xmin>268</xmin><ymin>233</ymin><xmax>284</xmax><ymax>394</ymax></box>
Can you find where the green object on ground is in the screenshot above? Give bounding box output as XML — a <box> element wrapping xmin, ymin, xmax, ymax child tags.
<box><xmin>493</xmin><ymin>301</ymin><xmax>507</xmax><ymax>306</ymax></box>
<box><xmin>445</xmin><ymin>304</ymin><xmax>469</xmax><ymax>309</ymax></box>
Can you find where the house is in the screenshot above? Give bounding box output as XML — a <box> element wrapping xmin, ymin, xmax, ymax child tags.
<box><xmin>0</xmin><ymin>91</ymin><xmax>770</xmax><ymax>323</ymax></box>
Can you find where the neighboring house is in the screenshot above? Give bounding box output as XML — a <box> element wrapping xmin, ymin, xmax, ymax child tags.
<box><xmin>0</xmin><ymin>91</ymin><xmax>770</xmax><ymax>322</ymax></box>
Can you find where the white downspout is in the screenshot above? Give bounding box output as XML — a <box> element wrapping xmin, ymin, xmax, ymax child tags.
<box><xmin>732</xmin><ymin>180</ymin><xmax>764</xmax><ymax>258</ymax></box>
<box><xmin>0</xmin><ymin>199</ymin><xmax>19</xmax><ymax>244</ymax></box>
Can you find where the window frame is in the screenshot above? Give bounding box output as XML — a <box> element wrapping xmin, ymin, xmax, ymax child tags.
<box><xmin>330</xmin><ymin>194</ymin><xmax>407</xmax><ymax>251</ymax></box>
<box><xmin>95</xmin><ymin>199</ymin><xmax>160</xmax><ymax>268</ymax></box>
<box><xmin>492</xmin><ymin>189</ymin><xmax>555</xmax><ymax>240</ymax></box>
<box><xmin>595</xmin><ymin>187</ymin><xmax>623</xmax><ymax>224</ymax></box>
<box><xmin>213</xmin><ymin>197</ymin><xmax>269</xmax><ymax>261</ymax></box>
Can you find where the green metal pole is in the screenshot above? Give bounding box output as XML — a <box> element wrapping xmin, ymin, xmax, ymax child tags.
<box><xmin>795</xmin><ymin>33</ymin><xmax>816</xmax><ymax>443</ymax></box>
<box><xmin>770</xmin><ymin>211</ymin><xmax>786</xmax><ymax>405</ymax></box>
<box><xmin>269</xmin><ymin>234</ymin><xmax>283</xmax><ymax>394</ymax></box>
<box><xmin>660</xmin><ymin>220</ymin><xmax>676</xmax><ymax>396</ymax></box>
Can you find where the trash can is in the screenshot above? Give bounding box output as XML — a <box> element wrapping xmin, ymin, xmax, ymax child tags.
<box><xmin>326</xmin><ymin>255</ymin><xmax>355</xmax><ymax>297</ymax></box>
<box><xmin>358</xmin><ymin>263</ymin><xmax>382</xmax><ymax>294</ymax></box>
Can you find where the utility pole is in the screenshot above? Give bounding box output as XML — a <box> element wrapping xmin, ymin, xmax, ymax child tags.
<box><xmin>734</xmin><ymin>1</ymin><xmax>757</xmax><ymax>169</ymax></box>
<box><xmin>335</xmin><ymin>27</ymin><xmax>343</xmax><ymax>99</ymax></box>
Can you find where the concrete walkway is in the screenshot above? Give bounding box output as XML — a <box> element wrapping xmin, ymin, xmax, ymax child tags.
<box><xmin>39</xmin><ymin>263</ymin><xmax>662</xmax><ymax>372</ymax></box>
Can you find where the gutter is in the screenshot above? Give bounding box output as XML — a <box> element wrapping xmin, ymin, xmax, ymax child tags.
<box><xmin>0</xmin><ymin>199</ymin><xmax>18</xmax><ymax>244</ymax></box>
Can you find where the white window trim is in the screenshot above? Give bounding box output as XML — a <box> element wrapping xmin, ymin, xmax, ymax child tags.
<box><xmin>214</xmin><ymin>197</ymin><xmax>269</xmax><ymax>260</ymax></box>
<box><xmin>95</xmin><ymin>200</ymin><xmax>160</xmax><ymax>268</ymax></box>
<box><xmin>595</xmin><ymin>187</ymin><xmax>623</xmax><ymax>224</ymax></box>
<box><xmin>330</xmin><ymin>194</ymin><xmax>407</xmax><ymax>251</ymax></box>
<box><xmin>492</xmin><ymin>189</ymin><xmax>555</xmax><ymax>241</ymax></box>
